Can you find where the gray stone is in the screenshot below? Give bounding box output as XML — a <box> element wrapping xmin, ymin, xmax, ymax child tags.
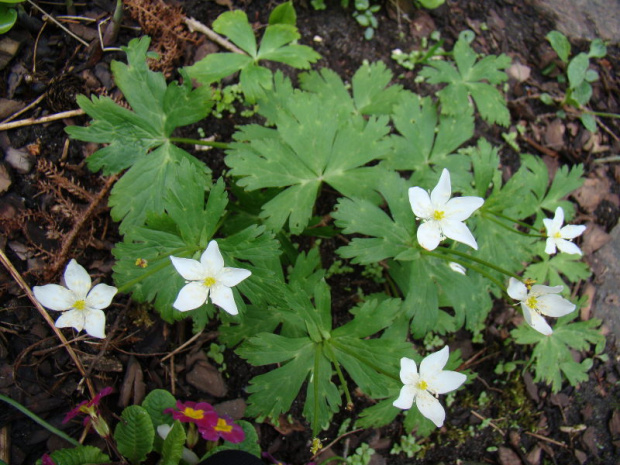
<box><xmin>590</xmin><ymin>222</ymin><xmax>620</xmax><ymax>348</ymax></box>
<box><xmin>531</xmin><ymin>0</ymin><xmax>620</xmax><ymax>44</ymax></box>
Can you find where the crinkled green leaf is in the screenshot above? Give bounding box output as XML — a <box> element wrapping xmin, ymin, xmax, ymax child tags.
<box><xmin>48</xmin><ymin>446</ymin><xmax>110</xmax><ymax>465</ymax></box>
<box><xmin>420</xmin><ymin>36</ymin><xmax>511</xmax><ymax>126</ymax></box>
<box><xmin>141</xmin><ymin>389</ymin><xmax>177</xmax><ymax>429</ymax></box>
<box><xmin>114</xmin><ymin>405</ymin><xmax>154</xmax><ymax>465</ymax></box>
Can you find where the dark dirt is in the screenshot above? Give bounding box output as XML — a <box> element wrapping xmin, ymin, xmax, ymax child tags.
<box><xmin>1</xmin><ymin>0</ymin><xmax>619</xmax><ymax>464</ymax></box>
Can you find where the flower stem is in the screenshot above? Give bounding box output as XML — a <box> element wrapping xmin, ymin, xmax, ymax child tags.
<box><xmin>427</xmin><ymin>247</ymin><xmax>521</xmax><ymax>280</ymax></box>
<box><xmin>484</xmin><ymin>210</ymin><xmax>544</xmax><ymax>236</ymax></box>
<box><xmin>422</xmin><ymin>250</ymin><xmax>506</xmax><ymax>291</ymax></box>
<box><xmin>169</xmin><ymin>137</ymin><xmax>230</xmax><ymax>149</ymax></box>
<box><xmin>0</xmin><ymin>394</ymin><xmax>80</xmax><ymax>447</ymax></box>
<box><xmin>584</xmin><ymin>110</ymin><xmax>620</xmax><ymax>119</ymax></box>
<box><xmin>324</xmin><ymin>344</ymin><xmax>353</xmax><ymax>410</ymax></box>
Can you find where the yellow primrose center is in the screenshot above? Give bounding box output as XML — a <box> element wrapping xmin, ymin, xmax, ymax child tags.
<box><xmin>182</xmin><ymin>407</ymin><xmax>204</xmax><ymax>420</ymax></box>
<box><xmin>433</xmin><ymin>210</ymin><xmax>445</xmax><ymax>221</ymax></box>
<box><xmin>74</xmin><ymin>300</ymin><xmax>86</xmax><ymax>311</ymax></box>
<box><xmin>203</xmin><ymin>277</ymin><xmax>216</xmax><ymax>287</ymax></box>
<box><xmin>417</xmin><ymin>379</ymin><xmax>429</xmax><ymax>391</ymax></box>
<box><xmin>526</xmin><ymin>296</ymin><xmax>539</xmax><ymax>311</ymax></box>
<box><xmin>214</xmin><ymin>418</ymin><xmax>233</xmax><ymax>433</ymax></box>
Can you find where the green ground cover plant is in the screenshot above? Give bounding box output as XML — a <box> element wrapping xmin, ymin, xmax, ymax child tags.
<box><xmin>8</xmin><ymin>2</ymin><xmax>605</xmax><ymax>463</ymax></box>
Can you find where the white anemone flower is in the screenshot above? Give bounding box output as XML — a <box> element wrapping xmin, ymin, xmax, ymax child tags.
<box><xmin>170</xmin><ymin>240</ymin><xmax>251</xmax><ymax>315</ymax></box>
<box><xmin>409</xmin><ymin>169</ymin><xmax>484</xmax><ymax>251</ymax></box>
<box><xmin>507</xmin><ymin>278</ymin><xmax>576</xmax><ymax>335</ymax></box>
<box><xmin>543</xmin><ymin>207</ymin><xmax>586</xmax><ymax>256</ymax></box>
<box><xmin>393</xmin><ymin>346</ymin><xmax>467</xmax><ymax>428</ymax></box>
<box><xmin>157</xmin><ymin>424</ymin><xmax>199</xmax><ymax>465</ymax></box>
<box><xmin>33</xmin><ymin>259</ymin><xmax>117</xmax><ymax>339</ymax></box>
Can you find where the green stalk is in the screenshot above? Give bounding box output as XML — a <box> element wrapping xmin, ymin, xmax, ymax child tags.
<box><xmin>428</xmin><ymin>247</ymin><xmax>521</xmax><ymax>280</ymax></box>
<box><xmin>169</xmin><ymin>137</ymin><xmax>230</xmax><ymax>149</ymax></box>
<box><xmin>0</xmin><ymin>394</ymin><xmax>80</xmax><ymax>447</ymax></box>
<box><xmin>482</xmin><ymin>212</ymin><xmax>544</xmax><ymax>238</ymax></box>
<box><xmin>486</xmin><ymin>210</ymin><xmax>541</xmax><ymax>232</ymax></box>
<box><xmin>584</xmin><ymin>110</ymin><xmax>620</xmax><ymax>119</ymax></box>
<box><xmin>420</xmin><ymin>250</ymin><xmax>506</xmax><ymax>291</ymax></box>
<box><xmin>324</xmin><ymin>344</ymin><xmax>353</xmax><ymax>410</ymax></box>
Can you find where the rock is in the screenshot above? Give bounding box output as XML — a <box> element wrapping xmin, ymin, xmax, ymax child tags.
<box><xmin>4</xmin><ymin>147</ymin><xmax>34</xmax><ymax>174</ymax></box>
<box><xmin>185</xmin><ymin>352</ymin><xmax>227</xmax><ymax>397</ymax></box>
<box><xmin>214</xmin><ymin>399</ymin><xmax>246</xmax><ymax>420</ymax></box>
<box><xmin>0</xmin><ymin>163</ymin><xmax>10</xmax><ymax>193</ymax></box>
<box><xmin>531</xmin><ymin>0</ymin><xmax>620</xmax><ymax>44</ymax></box>
<box><xmin>498</xmin><ymin>446</ymin><xmax>522</xmax><ymax>465</ymax></box>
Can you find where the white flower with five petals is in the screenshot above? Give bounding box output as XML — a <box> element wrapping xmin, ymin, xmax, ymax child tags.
<box><xmin>33</xmin><ymin>259</ymin><xmax>117</xmax><ymax>339</ymax></box>
<box><xmin>543</xmin><ymin>207</ymin><xmax>586</xmax><ymax>256</ymax></box>
<box><xmin>170</xmin><ymin>240</ymin><xmax>251</xmax><ymax>315</ymax></box>
<box><xmin>507</xmin><ymin>278</ymin><xmax>576</xmax><ymax>335</ymax></box>
<box><xmin>393</xmin><ymin>346</ymin><xmax>467</xmax><ymax>428</ymax></box>
<box><xmin>409</xmin><ymin>169</ymin><xmax>484</xmax><ymax>251</ymax></box>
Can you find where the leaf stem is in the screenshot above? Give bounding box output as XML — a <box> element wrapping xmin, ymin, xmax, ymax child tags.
<box><xmin>485</xmin><ymin>210</ymin><xmax>543</xmax><ymax>234</ymax></box>
<box><xmin>0</xmin><ymin>393</ymin><xmax>80</xmax><ymax>447</ymax></box>
<box><xmin>169</xmin><ymin>137</ymin><xmax>230</xmax><ymax>149</ymax></box>
<box><xmin>584</xmin><ymin>110</ymin><xmax>620</xmax><ymax>119</ymax></box>
<box><xmin>324</xmin><ymin>344</ymin><xmax>353</xmax><ymax>410</ymax></box>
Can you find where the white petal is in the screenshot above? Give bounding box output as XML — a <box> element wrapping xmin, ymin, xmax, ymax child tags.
<box><xmin>182</xmin><ymin>448</ymin><xmax>200</xmax><ymax>465</ymax></box>
<box><xmin>507</xmin><ymin>278</ymin><xmax>528</xmax><ymax>301</ymax></box>
<box><xmin>201</xmin><ymin>241</ymin><xmax>224</xmax><ymax>275</ymax></box>
<box><xmin>430</xmin><ymin>169</ymin><xmax>451</xmax><ymax>208</ymax></box>
<box><xmin>399</xmin><ymin>357</ymin><xmax>418</xmax><ymax>384</ymax></box>
<box><xmin>444</xmin><ymin>196</ymin><xmax>484</xmax><ymax>222</ymax></box>
<box><xmin>170</xmin><ymin>256</ymin><xmax>205</xmax><ymax>281</ymax></box>
<box><xmin>218</xmin><ymin>267</ymin><xmax>251</xmax><ymax>287</ymax></box>
<box><xmin>210</xmin><ymin>285</ymin><xmax>239</xmax><ymax>315</ymax></box>
<box><xmin>55</xmin><ymin>309</ymin><xmax>86</xmax><ymax>332</ymax></box>
<box><xmin>449</xmin><ymin>262</ymin><xmax>466</xmax><ymax>275</ymax></box>
<box><xmin>420</xmin><ymin>346</ymin><xmax>449</xmax><ymax>377</ymax></box>
<box><xmin>408</xmin><ymin>187</ymin><xmax>434</xmax><ymax>219</ymax></box>
<box><xmin>86</xmin><ymin>283</ymin><xmax>117</xmax><ymax>310</ymax></box>
<box><xmin>173</xmin><ymin>282</ymin><xmax>208</xmax><ymax>311</ymax></box>
<box><xmin>542</xmin><ymin>217</ymin><xmax>557</xmax><ymax>236</ymax></box>
<box><xmin>64</xmin><ymin>260</ymin><xmax>91</xmax><ymax>298</ymax></box>
<box><xmin>157</xmin><ymin>424</ymin><xmax>172</xmax><ymax>439</ymax></box>
<box><xmin>393</xmin><ymin>384</ymin><xmax>416</xmax><ymax>410</ymax></box>
<box><xmin>33</xmin><ymin>284</ymin><xmax>75</xmax><ymax>311</ymax></box>
<box><xmin>415</xmin><ymin>391</ymin><xmax>445</xmax><ymax>427</ymax></box>
<box><xmin>427</xmin><ymin>370</ymin><xmax>466</xmax><ymax>394</ymax></box>
<box><xmin>553</xmin><ymin>207</ymin><xmax>565</xmax><ymax>228</ymax></box>
<box><xmin>522</xmin><ymin>305</ymin><xmax>553</xmax><ymax>335</ymax></box>
<box><xmin>560</xmin><ymin>224</ymin><xmax>586</xmax><ymax>240</ymax></box>
<box><xmin>441</xmin><ymin>220</ymin><xmax>478</xmax><ymax>250</ymax></box>
<box><xmin>544</xmin><ymin>237</ymin><xmax>558</xmax><ymax>255</ymax></box>
<box><xmin>83</xmin><ymin>309</ymin><xmax>106</xmax><ymax>338</ymax></box>
<box><xmin>417</xmin><ymin>221</ymin><xmax>442</xmax><ymax>250</ymax></box>
<box><xmin>555</xmin><ymin>239</ymin><xmax>583</xmax><ymax>255</ymax></box>
<box><xmin>530</xmin><ymin>284</ymin><xmax>563</xmax><ymax>296</ymax></box>
<box><xmin>537</xmin><ymin>294</ymin><xmax>575</xmax><ymax>317</ymax></box>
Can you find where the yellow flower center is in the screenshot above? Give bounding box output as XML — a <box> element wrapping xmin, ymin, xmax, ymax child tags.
<box><xmin>214</xmin><ymin>418</ymin><xmax>233</xmax><ymax>433</ymax></box>
<box><xmin>181</xmin><ymin>407</ymin><xmax>205</xmax><ymax>420</ymax></box>
<box><xmin>553</xmin><ymin>231</ymin><xmax>562</xmax><ymax>239</ymax></box>
<box><xmin>526</xmin><ymin>296</ymin><xmax>539</xmax><ymax>311</ymax></box>
<box><xmin>417</xmin><ymin>380</ymin><xmax>429</xmax><ymax>391</ymax></box>
<box><xmin>203</xmin><ymin>277</ymin><xmax>216</xmax><ymax>287</ymax></box>
<box><xmin>74</xmin><ymin>300</ymin><xmax>86</xmax><ymax>311</ymax></box>
<box><xmin>433</xmin><ymin>210</ymin><xmax>445</xmax><ymax>221</ymax></box>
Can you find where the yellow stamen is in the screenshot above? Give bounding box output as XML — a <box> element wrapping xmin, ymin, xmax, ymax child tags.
<box><xmin>203</xmin><ymin>277</ymin><xmax>216</xmax><ymax>287</ymax></box>
<box><xmin>214</xmin><ymin>418</ymin><xmax>233</xmax><ymax>433</ymax></box>
<box><xmin>433</xmin><ymin>210</ymin><xmax>445</xmax><ymax>221</ymax></box>
<box><xmin>418</xmin><ymin>380</ymin><xmax>428</xmax><ymax>391</ymax></box>
<box><xmin>74</xmin><ymin>300</ymin><xmax>86</xmax><ymax>311</ymax></box>
<box><xmin>526</xmin><ymin>296</ymin><xmax>538</xmax><ymax>311</ymax></box>
<box><xmin>553</xmin><ymin>231</ymin><xmax>562</xmax><ymax>239</ymax></box>
<box><xmin>182</xmin><ymin>407</ymin><xmax>204</xmax><ymax>420</ymax></box>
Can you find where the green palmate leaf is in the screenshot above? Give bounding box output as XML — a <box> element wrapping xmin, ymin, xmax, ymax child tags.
<box><xmin>66</xmin><ymin>36</ymin><xmax>213</xmax><ymax>232</ymax></box>
<box><xmin>160</xmin><ymin>421</ymin><xmax>186</xmax><ymax>465</ymax></box>
<box><xmin>47</xmin><ymin>446</ymin><xmax>110</xmax><ymax>465</ymax></box>
<box><xmin>114</xmin><ymin>405</ymin><xmax>154</xmax><ymax>465</ymax></box>
<box><xmin>512</xmin><ymin>315</ymin><xmax>604</xmax><ymax>392</ymax></box>
<box><xmin>226</xmin><ymin>72</ymin><xmax>392</xmax><ymax>234</ymax></box>
<box><xmin>383</xmin><ymin>93</ymin><xmax>474</xmax><ymax>173</ymax></box>
<box><xmin>186</xmin><ymin>7</ymin><xmax>319</xmax><ymax>102</ymax></box>
<box><xmin>546</xmin><ymin>30</ymin><xmax>571</xmax><ymax>63</ymax></box>
<box><xmin>420</xmin><ymin>36</ymin><xmax>511</xmax><ymax>126</ymax></box>
<box><xmin>524</xmin><ymin>242</ymin><xmax>591</xmax><ymax>288</ymax></box>
<box><xmin>141</xmin><ymin>389</ymin><xmax>177</xmax><ymax>428</ymax></box>
<box><xmin>201</xmin><ymin>420</ymin><xmax>261</xmax><ymax>459</ymax></box>
<box><xmin>113</xmin><ymin>169</ymin><xmax>280</xmax><ymax>324</ymax></box>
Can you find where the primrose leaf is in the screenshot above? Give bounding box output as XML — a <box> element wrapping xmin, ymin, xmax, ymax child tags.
<box><xmin>142</xmin><ymin>389</ymin><xmax>177</xmax><ymax>429</ymax></box>
<box><xmin>114</xmin><ymin>406</ymin><xmax>154</xmax><ymax>465</ymax></box>
<box><xmin>226</xmin><ymin>74</ymin><xmax>391</xmax><ymax>234</ymax></box>
<box><xmin>384</xmin><ymin>93</ymin><xmax>474</xmax><ymax>171</ymax></box>
<box><xmin>48</xmin><ymin>446</ymin><xmax>110</xmax><ymax>465</ymax></box>
<box><xmin>512</xmin><ymin>316</ymin><xmax>604</xmax><ymax>392</ymax></box>
<box><xmin>420</xmin><ymin>36</ymin><xmax>511</xmax><ymax>126</ymax></box>
<box><xmin>160</xmin><ymin>421</ymin><xmax>186</xmax><ymax>465</ymax></box>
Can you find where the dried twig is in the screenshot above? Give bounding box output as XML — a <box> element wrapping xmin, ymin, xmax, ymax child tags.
<box><xmin>525</xmin><ymin>431</ymin><xmax>568</xmax><ymax>447</ymax></box>
<box><xmin>184</xmin><ymin>16</ymin><xmax>247</xmax><ymax>55</ymax></box>
<box><xmin>0</xmin><ymin>248</ymin><xmax>95</xmax><ymax>397</ymax></box>
<box><xmin>0</xmin><ymin>109</ymin><xmax>85</xmax><ymax>132</ymax></box>
<box><xmin>48</xmin><ymin>173</ymin><xmax>119</xmax><ymax>279</ymax></box>
<box><xmin>26</xmin><ymin>0</ymin><xmax>90</xmax><ymax>47</ymax></box>
<box><xmin>470</xmin><ymin>410</ymin><xmax>506</xmax><ymax>436</ymax></box>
